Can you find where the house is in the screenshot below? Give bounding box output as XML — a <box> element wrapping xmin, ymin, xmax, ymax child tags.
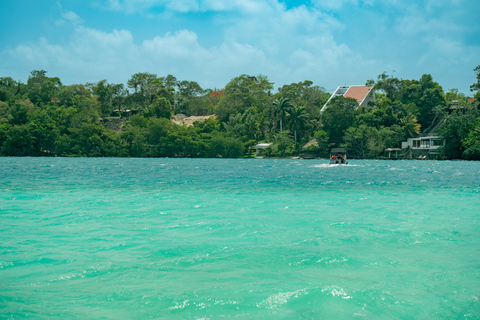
<box><xmin>320</xmin><ymin>85</ymin><xmax>375</xmax><ymax>113</ymax></box>
<box><xmin>401</xmin><ymin>119</ymin><xmax>445</xmax><ymax>159</ymax></box>
<box><xmin>255</xmin><ymin>143</ymin><xmax>273</xmax><ymax>158</ymax></box>
<box><xmin>401</xmin><ymin>136</ymin><xmax>444</xmax><ymax>159</ymax></box>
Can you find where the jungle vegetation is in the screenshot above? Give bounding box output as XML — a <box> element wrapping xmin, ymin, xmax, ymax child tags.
<box><xmin>0</xmin><ymin>66</ymin><xmax>479</xmax><ymax>159</ymax></box>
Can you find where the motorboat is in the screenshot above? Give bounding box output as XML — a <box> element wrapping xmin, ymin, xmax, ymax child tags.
<box><xmin>329</xmin><ymin>147</ymin><xmax>348</xmax><ymax>165</ymax></box>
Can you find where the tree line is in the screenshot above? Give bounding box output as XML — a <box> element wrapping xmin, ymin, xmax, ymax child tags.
<box><xmin>0</xmin><ymin>67</ymin><xmax>479</xmax><ymax>159</ymax></box>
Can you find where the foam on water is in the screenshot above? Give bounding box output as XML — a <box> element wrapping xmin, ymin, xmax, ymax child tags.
<box><xmin>1</xmin><ymin>158</ymin><xmax>479</xmax><ymax>319</ymax></box>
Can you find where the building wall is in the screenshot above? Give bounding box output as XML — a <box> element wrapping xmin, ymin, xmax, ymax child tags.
<box><xmin>359</xmin><ymin>91</ymin><xmax>375</xmax><ymax>107</ymax></box>
<box><xmin>401</xmin><ymin>136</ymin><xmax>445</xmax><ymax>159</ymax></box>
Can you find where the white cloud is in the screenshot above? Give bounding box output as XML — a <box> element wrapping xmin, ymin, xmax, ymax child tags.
<box><xmin>104</xmin><ymin>0</ymin><xmax>284</xmax><ymax>14</ymax></box>
<box><xmin>418</xmin><ymin>36</ymin><xmax>466</xmax><ymax>69</ymax></box>
<box><xmin>164</xmin><ymin>0</ymin><xmax>199</xmax><ymax>13</ymax></box>
<box><xmin>394</xmin><ymin>13</ymin><xmax>462</xmax><ymax>37</ymax></box>
<box><xmin>142</xmin><ymin>30</ymin><xmax>206</xmax><ymax>59</ymax></box>
<box><xmin>74</xmin><ymin>27</ymin><xmax>135</xmax><ymax>49</ymax></box>
<box><xmin>106</xmin><ymin>0</ymin><xmax>161</xmax><ymax>14</ymax></box>
<box><xmin>1</xmin><ymin>22</ymin><xmax>272</xmax><ymax>88</ymax></box>
<box><xmin>311</xmin><ymin>0</ymin><xmax>358</xmax><ymax>11</ymax></box>
<box><xmin>4</xmin><ymin>0</ymin><xmax>351</xmax><ymax>89</ymax></box>
<box><xmin>223</xmin><ymin>3</ymin><xmax>343</xmax><ymax>55</ymax></box>
<box><xmin>2</xmin><ymin>0</ymin><xmax>477</xmax><ymax>94</ymax></box>
<box><xmin>1</xmin><ymin>26</ymin><xmax>140</xmax><ymax>84</ymax></box>
<box><xmin>63</xmin><ymin>11</ymin><xmax>83</xmax><ymax>24</ymax></box>
<box><xmin>56</xmin><ymin>10</ymin><xmax>84</xmax><ymax>26</ymax></box>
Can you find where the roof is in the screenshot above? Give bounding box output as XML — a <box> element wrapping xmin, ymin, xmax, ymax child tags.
<box><xmin>320</xmin><ymin>85</ymin><xmax>374</xmax><ymax>113</ymax></box>
<box><xmin>256</xmin><ymin>143</ymin><xmax>273</xmax><ymax>148</ymax></box>
<box><xmin>385</xmin><ymin>148</ymin><xmax>401</xmax><ymax>151</ymax></box>
<box><xmin>330</xmin><ymin>148</ymin><xmax>346</xmax><ymax>154</ymax></box>
<box><xmin>302</xmin><ymin>139</ymin><xmax>318</xmax><ymax>150</ymax></box>
<box><xmin>344</xmin><ymin>86</ymin><xmax>373</xmax><ymax>104</ymax></box>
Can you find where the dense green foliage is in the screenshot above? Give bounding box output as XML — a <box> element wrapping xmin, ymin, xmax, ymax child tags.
<box><xmin>0</xmin><ymin>67</ymin><xmax>479</xmax><ymax>159</ymax></box>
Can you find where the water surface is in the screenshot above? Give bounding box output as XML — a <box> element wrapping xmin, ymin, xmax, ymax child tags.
<box><xmin>1</xmin><ymin>158</ymin><xmax>479</xmax><ymax>319</ymax></box>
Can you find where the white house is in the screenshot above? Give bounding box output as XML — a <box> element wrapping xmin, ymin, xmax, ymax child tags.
<box><xmin>401</xmin><ymin>118</ymin><xmax>445</xmax><ymax>159</ymax></box>
<box><xmin>401</xmin><ymin>136</ymin><xmax>444</xmax><ymax>159</ymax></box>
<box><xmin>321</xmin><ymin>85</ymin><xmax>375</xmax><ymax>113</ymax></box>
<box><xmin>255</xmin><ymin>143</ymin><xmax>273</xmax><ymax>158</ymax></box>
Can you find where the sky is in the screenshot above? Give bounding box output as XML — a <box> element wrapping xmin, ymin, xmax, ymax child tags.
<box><xmin>1</xmin><ymin>0</ymin><xmax>479</xmax><ymax>94</ymax></box>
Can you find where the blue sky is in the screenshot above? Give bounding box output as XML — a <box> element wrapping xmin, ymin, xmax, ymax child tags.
<box><xmin>1</xmin><ymin>0</ymin><xmax>479</xmax><ymax>94</ymax></box>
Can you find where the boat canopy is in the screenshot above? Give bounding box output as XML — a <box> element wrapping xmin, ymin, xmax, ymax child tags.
<box><xmin>330</xmin><ymin>148</ymin><xmax>346</xmax><ymax>155</ymax></box>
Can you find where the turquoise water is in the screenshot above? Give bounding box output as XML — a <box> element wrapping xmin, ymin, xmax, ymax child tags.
<box><xmin>1</xmin><ymin>158</ymin><xmax>479</xmax><ymax>319</ymax></box>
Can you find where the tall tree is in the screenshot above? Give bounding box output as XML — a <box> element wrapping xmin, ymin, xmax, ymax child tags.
<box><xmin>1</xmin><ymin>124</ymin><xmax>36</xmax><ymax>156</ymax></box>
<box><xmin>145</xmin><ymin>96</ymin><xmax>172</xmax><ymax>119</ymax></box>
<box><xmin>438</xmin><ymin>106</ymin><xmax>480</xmax><ymax>159</ymax></box>
<box><xmin>213</xmin><ymin>74</ymin><xmax>273</xmax><ymax>122</ymax></box>
<box><xmin>127</xmin><ymin>72</ymin><xmax>173</xmax><ymax>111</ymax></box>
<box><xmin>372</xmin><ymin>72</ymin><xmax>403</xmax><ymax>101</ymax></box>
<box><xmin>399</xmin><ymin>114</ymin><xmax>421</xmax><ymax>138</ymax></box>
<box><xmin>470</xmin><ymin>65</ymin><xmax>480</xmax><ymax>92</ymax></box>
<box><xmin>320</xmin><ymin>96</ymin><xmax>357</xmax><ymax>146</ymax></box>
<box><xmin>175</xmin><ymin>80</ymin><xmax>209</xmax><ymax>115</ymax></box>
<box><xmin>314</xmin><ymin>129</ymin><xmax>329</xmax><ymax>157</ymax></box>
<box><xmin>343</xmin><ymin>125</ymin><xmax>374</xmax><ymax>159</ymax></box>
<box><xmin>366</xmin><ymin>125</ymin><xmax>404</xmax><ymax>158</ymax></box>
<box><xmin>160</xmin><ymin>74</ymin><xmax>178</xmax><ymax>89</ymax></box>
<box><xmin>0</xmin><ymin>77</ymin><xmax>22</xmax><ymax>102</ymax></box>
<box><xmin>288</xmin><ymin>104</ymin><xmax>308</xmax><ymax>144</ymax></box>
<box><xmin>273</xmin><ymin>97</ymin><xmax>292</xmax><ymax>132</ymax></box>
<box><xmin>398</xmin><ymin>74</ymin><xmax>445</xmax><ymax>129</ymax></box>
<box><xmin>27</xmin><ymin>70</ymin><xmax>62</xmax><ymax>106</ymax></box>
<box><xmin>462</xmin><ymin>121</ymin><xmax>480</xmax><ymax>160</ymax></box>
<box><xmin>94</xmin><ymin>80</ymin><xmax>125</xmax><ymax>115</ymax></box>
<box><xmin>278</xmin><ymin>80</ymin><xmax>329</xmax><ymax>121</ymax></box>
<box><xmin>471</xmin><ymin>65</ymin><xmax>480</xmax><ymax>103</ymax></box>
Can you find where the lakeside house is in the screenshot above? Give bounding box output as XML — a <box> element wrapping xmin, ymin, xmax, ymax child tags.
<box><xmin>320</xmin><ymin>85</ymin><xmax>375</xmax><ymax>113</ymax></box>
<box><xmin>401</xmin><ymin>135</ymin><xmax>445</xmax><ymax>159</ymax></box>
<box><xmin>401</xmin><ymin>118</ymin><xmax>445</xmax><ymax>159</ymax></box>
<box><xmin>255</xmin><ymin>143</ymin><xmax>273</xmax><ymax>158</ymax></box>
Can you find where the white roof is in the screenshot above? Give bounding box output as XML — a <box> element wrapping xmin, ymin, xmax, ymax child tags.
<box><xmin>256</xmin><ymin>143</ymin><xmax>273</xmax><ymax>148</ymax></box>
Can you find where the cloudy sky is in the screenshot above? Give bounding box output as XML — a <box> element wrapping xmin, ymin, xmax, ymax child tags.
<box><xmin>1</xmin><ymin>0</ymin><xmax>479</xmax><ymax>94</ymax></box>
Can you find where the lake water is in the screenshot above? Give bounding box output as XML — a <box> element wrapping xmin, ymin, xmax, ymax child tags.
<box><xmin>1</xmin><ymin>157</ymin><xmax>479</xmax><ymax>319</ymax></box>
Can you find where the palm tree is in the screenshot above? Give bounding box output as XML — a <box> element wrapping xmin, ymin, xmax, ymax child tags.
<box><xmin>273</xmin><ymin>97</ymin><xmax>292</xmax><ymax>132</ymax></box>
<box><xmin>243</xmin><ymin>111</ymin><xmax>260</xmax><ymax>140</ymax></box>
<box><xmin>288</xmin><ymin>104</ymin><xmax>308</xmax><ymax>144</ymax></box>
<box><xmin>400</xmin><ymin>114</ymin><xmax>421</xmax><ymax>138</ymax></box>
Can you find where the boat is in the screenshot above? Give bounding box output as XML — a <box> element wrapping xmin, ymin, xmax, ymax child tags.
<box><xmin>329</xmin><ymin>147</ymin><xmax>348</xmax><ymax>165</ymax></box>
